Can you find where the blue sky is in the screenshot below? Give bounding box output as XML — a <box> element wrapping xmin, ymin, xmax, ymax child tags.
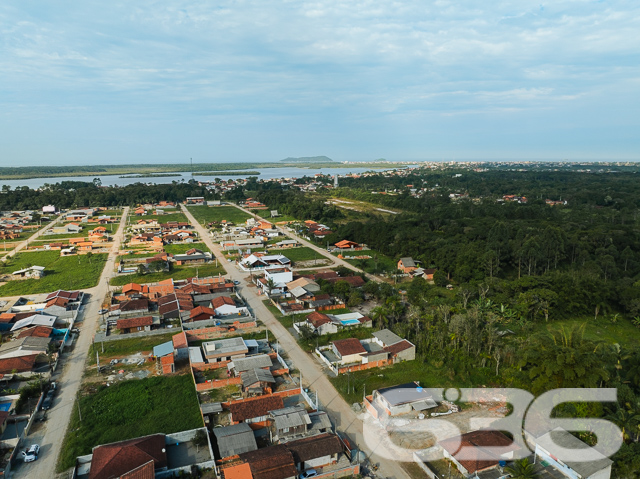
<box><xmin>1</xmin><ymin>1</ymin><xmax>639</xmax><ymax>165</ymax></box>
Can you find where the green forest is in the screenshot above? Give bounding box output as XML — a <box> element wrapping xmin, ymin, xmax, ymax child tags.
<box><xmin>244</xmin><ymin>167</ymin><xmax>640</xmax><ymax>476</ymax></box>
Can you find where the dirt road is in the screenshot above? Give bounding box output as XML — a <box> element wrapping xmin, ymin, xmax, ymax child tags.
<box><xmin>181</xmin><ymin>204</ymin><xmax>411</xmax><ymax>479</ymax></box>
<box><xmin>13</xmin><ymin>207</ymin><xmax>129</xmax><ymax>479</ymax></box>
<box><xmin>0</xmin><ymin>214</ymin><xmax>61</xmax><ymax>262</ymax></box>
<box><xmin>229</xmin><ymin>203</ymin><xmax>384</xmax><ymax>284</ymax></box>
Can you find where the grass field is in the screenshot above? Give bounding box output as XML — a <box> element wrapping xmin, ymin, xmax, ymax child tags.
<box><xmin>255</xmin><ymin>210</ymin><xmax>299</xmax><ymax>223</ymax></box>
<box><xmin>129</xmin><ymin>212</ymin><xmax>188</xmax><ymax>224</ymax></box>
<box><xmin>57</xmin><ymin>375</ymin><xmax>203</xmax><ymax>471</ymax></box>
<box><xmin>89</xmin><ymin>332</ymin><xmax>177</xmax><ymax>362</ymax></box>
<box><xmin>110</xmin><ymin>263</ymin><xmax>225</xmax><ymax>286</ymax></box>
<box><xmin>336</xmin><ymin>250</ymin><xmax>397</xmax><ymax>274</ymax></box>
<box><xmin>280</xmin><ymin>247</ymin><xmax>320</xmax><ymax>263</ymax></box>
<box><xmin>329</xmin><ymin>357</ymin><xmax>495</xmax><ymax>405</ymax></box>
<box><xmin>187</xmin><ymin>205</ymin><xmax>251</xmax><ymax>225</ymax></box>
<box><xmin>529</xmin><ymin>316</ymin><xmax>640</xmax><ymax>346</ymax></box>
<box><xmin>35</xmin><ymin>232</ymin><xmax>88</xmax><ymax>240</ymax></box>
<box><xmin>163</xmin><ymin>242</ymin><xmax>210</xmax><ymax>254</ymax></box>
<box><xmin>0</xmin><ymin>251</ymin><xmax>108</xmax><ymax>295</ymax></box>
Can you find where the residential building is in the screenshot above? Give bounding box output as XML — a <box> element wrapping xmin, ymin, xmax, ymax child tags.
<box><xmin>439</xmin><ymin>429</ymin><xmax>520</xmax><ymax>477</ymax></box>
<box><xmin>228</xmin><ymin>395</ymin><xmax>285</xmax><ymax>425</ymax></box>
<box><xmin>202</xmin><ymin>337</ymin><xmax>249</xmax><ymax>362</ymax></box>
<box><xmin>369</xmin><ymin>382</ymin><xmax>438</xmax><ymax>417</ymax></box>
<box><xmin>331</xmin><ymin>338</ymin><xmax>366</xmax><ymax>365</ymax></box>
<box><xmin>397</xmin><ymin>257</ymin><xmax>417</xmax><ymax>273</ymax></box>
<box><xmin>86</xmin><ymin>433</ymin><xmax>167</xmax><ymax>479</ymax></box>
<box><xmin>213</xmin><ymin>423</ymin><xmax>258</xmax><ymax>460</ymax></box>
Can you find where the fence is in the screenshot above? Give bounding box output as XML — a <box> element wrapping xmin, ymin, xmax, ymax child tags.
<box><xmin>412</xmin><ymin>451</ymin><xmax>442</xmax><ymax>479</ymax></box>
<box><xmin>301</xmin><ymin>386</ymin><xmax>319</xmax><ymax>410</ymax></box>
<box><xmin>94</xmin><ymin>326</ymin><xmax>177</xmax><ymax>343</ymax></box>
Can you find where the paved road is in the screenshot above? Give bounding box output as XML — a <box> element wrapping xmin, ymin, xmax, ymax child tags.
<box><xmin>13</xmin><ymin>207</ymin><xmax>129</xmax><ymax>479</ymax></box>
<box><xmin>230</xmin><ymin>203</ymin><xmax>385</xmax><ymax>283</ymax></box>
<box><xmin>181</xmin><ymin>204</ymin><xmax>410</xmax><ymax>479</ymax></box>
<box><xmin>0</xmin><ymin>215</ymin><xmax>62</xmax><ymax>262</ymax></box>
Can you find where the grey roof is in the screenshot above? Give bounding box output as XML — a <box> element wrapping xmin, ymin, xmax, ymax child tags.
<box><xmin>411</xmin><ymin>398</ymin><xmax>438</xmax><ymax>411</ymax></box>
<box><xmin>188</xmin><ymin>347</ymin><xmax>204</xmax><ymax>363</ymax></box>
<box><xmin>373</xmin><ymin>328</ymin><xmax>403</xmax><ymax>346</ymax></box>
<box><xmin>400</xmin><ymin>257</ymin><xmax>416</xmax><ymax>267</ymax></box>
<box><xmin>230</xmin><ymin>354</ymin><xmax>273</xmax><ymax>373</ymax></box>
<box><xmin>202</xmin><ymin>337</ymin><xmax>248</xmax><ymax>357</ymax></box>
<box><xmin>241</xmin><ymin>368</ymin><xmax>275</xmax><ymax>387</ymax></box>
<box><xmin>289</xmin><ymin>286</ymin><xmax>310</xmax><ymax>298</ymax></box>
<box><xmin>0</xmin><ymin>336</ymin><xmax>50</xmax><ymax>357</ymax></box>
<box><xmin>174</xmin><ymin>253</ymin><xmax>209</xmax><ymax>262</ymax></box>
<box><xmin>213</xmin><ymin>423</ymin><xmax>258</xmax><ymax>459</ymax></box>
<box><xmin>536</xmin><ymin>428</ymin><xmax>613</xmax><ymax>477</ymax></box>
<box><xmin>153</xmin><ymin>341</ymin><xmax>174</xmax><ymax>357</ymax></box>
<box><xmin>309</xmin><ymin>298</ymin><xmax>333</xmax><ymax>308</ymax></box>
<box><xmin>269</xmin><ymin>406</ymin><xmax>311</xmax><ymax>430</ymax></box>
<box><xmin>308</xmin><ymin>411</ymin><xmax>332</xmax><ymax>433</ymax></box>
<box><xmin>201</xmin><ymin>402</ymin><xmax>223</xmax><ymax>414</ymax></box>
<box><xmin>376</xmin><ymin>382</ymin><xmax>440</xmax><ymax>407</ymax></box>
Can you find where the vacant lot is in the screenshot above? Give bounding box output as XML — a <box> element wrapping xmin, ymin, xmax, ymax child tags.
<box><xmin>279</xmin><ymin>247</ymin><xmax>319</xmax><ymax>263</ymax></box>
<box><xmin>58</xmin><ymin>375</ymin><xmax>203</xmax><ymax>471</ymax></box>
<box><xmin>110</xmin><ymin>262</ymin><xmax>225</xmax><ymax>286</ymax></box>
<box><xmin>336</xmin><ymin>250</ymin><xmax>397</xmax><ymax>274</ymax></box>
<box><xmin>188</xmin><ymin>205</ymin><xmax>251</xmax><ymax>225</ymax></box>
<box><xmin>164</xmin><ymin>242</ymin><xmax>210</xmax><ymax>254</ymax></box>
<box><xmin>255</xmin><ymin>210</ymin><xmax>298</xmax><ymax>223</ymax></box>
<box><xmin>130</xmin><ymin>212</ymin><xmax>188</xmax><ymax>224</ymax></box>
<box><xmin>0</xmin><ymin>251</ymin><xmax>108</xmax><ymax>295</ymax></box>
<box><xmin>89</xmin><ymin>332</ymin><xmax>177</xmax><ymax>363</ymax></box>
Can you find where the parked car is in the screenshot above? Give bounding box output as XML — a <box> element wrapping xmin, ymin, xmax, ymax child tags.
<box><xmin>49</xmin><ymin>381</ymin><xmax>58</xmax><ymax>393</ymax></box>
<box><xmin>41</xmin><ymin>390</ymin><xmax>55</xmax><ymax>411</ymax></box>
<box><xmin>233</xmin><ymin>280</ymin><xmax>240</xmax><ymax>285</ymax></box>
<box><xmin>22</xmin><ymin>444</ymin><xmax>40</xmax><ymax>462</ymax></box>
<box><xmin>299</xmin><ymin>470</ymin><xmax>317</xmax><ymax>478</ymax></box>
<box><xmin>99</xmin><ymin>308</ymin><xmax>108</xmax><ymax>314</ymax></box>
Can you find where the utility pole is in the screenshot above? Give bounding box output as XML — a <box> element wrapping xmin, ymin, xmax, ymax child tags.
<box><xmin>77</xmin><ymin>400</ymin><xmax>82</xmax><ymax>422</ymax></box>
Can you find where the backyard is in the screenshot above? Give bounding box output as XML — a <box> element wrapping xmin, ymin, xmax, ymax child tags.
<box><xmin>0</xmin><ymin>251</ymin><xmax>108</xmax><ymax>295</ymax></box>
<box><xmin>187</xmin><ymin>205</ymin><xmax>251</xmax><ymax>225</ymax></box>
<box><xmin>88</xmin><ymin>331</ymin><xmax>178</xmax><ymax>363</ymax></box>
<box><xmin>57</xmin><ymin>375</ymin><xmax>203</xmax><ymax>471</ymax></box>
<box><xmin>278</xmin><ymin>247</ymin><xmax>320</xmax><ymax>263</ymax></box>
<box><xmin>110</xmin><ymin>262</ymin><xmax>225</xmax><ymax>286</ymax></box>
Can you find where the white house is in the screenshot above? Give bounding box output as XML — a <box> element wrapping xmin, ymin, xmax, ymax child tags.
<box><xmin>211</xmin><ymin>296</ymin><xmax>248</xmax><ymax>316</ymax></box>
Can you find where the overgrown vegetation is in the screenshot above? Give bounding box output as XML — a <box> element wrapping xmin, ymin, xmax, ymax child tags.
<box><xmin>187</xmin><ymin>205</ymin><xmax>252</xmax><ymax>225</ymax></box>
<box><xmin>57</xmin><ymin>375</ymin><xmax>203</xmax><ymax>471</ymax></box>
<box><xmin>0</xmin><ymin>251</ymin><xmax>108</xmax><ymax>294</ymax></box>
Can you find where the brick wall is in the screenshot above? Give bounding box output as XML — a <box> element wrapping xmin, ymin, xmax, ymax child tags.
<box><xmin>337</xmin><ymin>359</ymin><xmax>391</xmax><ymax>375</ymax></box>
<box><xmin>184</xmin><ymin>321</ymin><xmax>258</xmax><ymax>341</ymax></box>
<box><xmin>195</xmin><ymin>377</ymin><xmax>242</xmax><ymax>391</ymax></box>
<box><xmin>317</xmin><ymin>303</ymin><xmax>347</xmax><ymax>312</ymax></box>
<box><xmin>192</xmin><ymin>361</ymin><xmax>230</xmax><ymax>372</ymax></box>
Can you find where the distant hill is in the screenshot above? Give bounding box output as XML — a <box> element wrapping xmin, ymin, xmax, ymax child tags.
<box><xmin>280</xmin><ymin>156</ymin><xmax>334</xmax><ymax>163</ymax></box>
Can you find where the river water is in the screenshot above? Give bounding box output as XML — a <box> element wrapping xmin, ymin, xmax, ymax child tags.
<box><xmin>0</xmin><ymin>166</ymin><xmax>403</xmax><ymax>189</ymax></box>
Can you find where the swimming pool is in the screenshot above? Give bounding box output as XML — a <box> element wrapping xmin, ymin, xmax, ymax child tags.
<box><xmin>0</xmin><ymin>402</ymin><xmax>12</xmax><ymax>412</ymax></box>
<box><xmin>340</xmin><ymin>319</ymin><xmax>361</xmax><ymax>326</ymax></box>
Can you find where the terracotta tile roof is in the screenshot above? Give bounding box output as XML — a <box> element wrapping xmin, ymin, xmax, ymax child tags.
<box><xmin>123</xmin><ymin>283</ymin><xmax>143</xmax><ymax>294</ymax></box>
<box><xmin>120</xmin><ymin>461</ymin><xmax>154</xmax><ymax>479</ymax></box>
<box><xmin>0</xmin><ymin>313</ymin><xmax>16</xmax><ymax>323</ymax></box>
<box><xmin>238</xmin><ymin>444</ymin><xmax>296</xmax><ymax>479</ymax></box>
<box><xmin>190</xmin><ymin>305</ymin><xmax>215</xmax><ymax>320</ymax></box>
<box><xmin>0</xmin><ymin>354</ymin><xmax>38</xmax><ymax>374</ymax></box>
<box><xmin>160</xmin><ymin>354</ymin><xmax>174</xmax><ymax>365</ymax></box>
<box><xmin>17</xmin><ymin>326</ymin><xmax>53</xmax><ymax>339</ymax></box>
<box><xmin>221</xmin><ymin>462</ymin><xmax>253</xmax><ymax>479</ymax></box>
<box><xmin>358</xmin><ymin>315</ymin><xmax>372</xmax><ymax>324</ymax></box>
<box><xmin>307</xmin><ymin>312</ymin><xmax>331</xmax><ymax>328</ymax></box>
<box><xmin>384</xmin><ymin>339</ymin><xmax>414</xmax><ymax>355</ymax></box>
<box><xmin>89</xmin><ymin>434</ymin><xmax>167</xmax><ymax>479</ymax></box>
<box><xmin>438</xmin><ymin>430</ymin><xmax>518</xmax><ymax>474</ymax></box>
<box><xmin>286</xmin><ymin>433</ymin><xmax>342</xmax><ymax>463</ymax></box>
<box><xmin>118</xmin><ymin>299</ymin><xmax>149</xmax><ymax>312</ymax></box>
<box><xmin>332</xmin><ymin>338</ymin><xmax>366</xmax><ymax>357</ymax></box>
<box><xmin>336</xmin><ymin>275</ymin><xmax>365</xmax><ymax>287</ymax></box>
<box><xmin>117</xmin><ymin>316</ymin><xmax>153</xmax><ymax>330</ymax></box>
<box><xmin>229</xmin><ymin>395</ymin><xmax>284</xmax><ymax>422</ymax></box>
<box><xmin>172</xmin><ymin>332</ymin><xmax>187</xmax><ymax>349</ymax></box>
<box><xmin>212</xmin><ymin>296</ymin><xmax>235</xmax><ymax>309</ymax></box>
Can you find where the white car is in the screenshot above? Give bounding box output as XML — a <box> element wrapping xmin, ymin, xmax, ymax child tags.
<box><xmin>22</xmin><ymin>444</ymin><xmax>40</xmax><ymax>462</ymax></box>
<box><xmin>299</xmin><ymin>469</ymin><xmax>317</xmax><ymax>478</ymax></box>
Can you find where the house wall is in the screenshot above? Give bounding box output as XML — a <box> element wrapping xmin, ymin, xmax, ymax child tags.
<box><xmin>395</xmin><ymin>346</ymin><xmax>416</xmax><ymax>362</ymax></box>
<box><xmin>304</xmin><ymin>453</ymin><xmax>335</xmax><ymax>469</ymax></box>
<box><xmin>534</xmin><ymin>446</ymin><xmax>583</xmax><ymax>479</ymax></box>
<box><xmin>318</xmin><ymin>323</ymin><xmax>338</xmax><ymax>335</ymax></box>
<box><xmin>441</xmin><ymin>447</ymin><xmax>469</xmax><ymax>476</ymax></box>
<box><xmin>337</xmin><ymin>359</ymin><xmax>390</xmax><ymax>374</ymax></box>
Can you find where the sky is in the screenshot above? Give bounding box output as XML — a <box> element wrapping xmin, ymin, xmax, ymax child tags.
<box><xmin>1</xmin><ymin>1</ymin><xmax>639</xmax><ymax>166</ymax></box>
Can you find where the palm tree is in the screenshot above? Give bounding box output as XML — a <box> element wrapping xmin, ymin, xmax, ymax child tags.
<box><xmin>370</xmin><ymin>306</ymin><xmax>388</xmax><ymax>329</ymax></box>
<box><xmin>604</xmin><ymin>407</ymin><xmax>640</xmax><ymax>443</ymax></box>
<box><xmin>265</xmin><ymin>277</ymin><xmax>277</xmax><ymax>296</ymax></box>
<box><xmin>503</xmin><ymin>458</ymin><xmax>536</xmax><ymax>479</ymax></box>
